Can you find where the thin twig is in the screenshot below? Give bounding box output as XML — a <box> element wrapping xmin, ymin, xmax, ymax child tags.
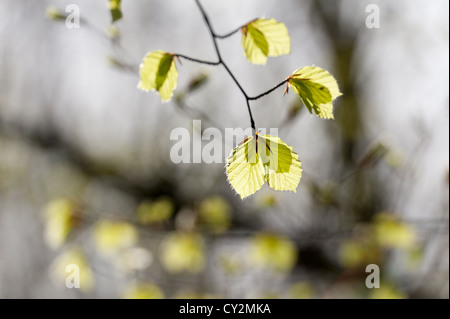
<box><xmin>214</xmin><ymin>26</ymin><xmax>243</xmax><ymax>39</ymax></box>
<box><xmin>214</xmin><ymin>18</ymin><xmax>258</xmax><ymax>39</ymax></box>
<box><xmin>194</xmin><ymin>0</ymin><xmax>223</xmax><ymax>62</ymax></box>
<box><xmin>194</xmin><ymin>0</ymin><xmax>258</xmax><ymax>130</ymax></box>
<box><xmin>248</xmin><ymin>79</ymin><xmax>288</xmax><ymax>100</ymax></box>
<box><xmin>175</xmin><ymin>54</ymin><xmax>220</xmax><ymax>66</ymax></box>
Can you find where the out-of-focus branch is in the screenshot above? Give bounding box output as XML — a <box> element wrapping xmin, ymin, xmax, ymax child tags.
<box><xmin>0</xmin><ymin>116</ymin><xmax>175</xmax><ymax>200</ymax></box>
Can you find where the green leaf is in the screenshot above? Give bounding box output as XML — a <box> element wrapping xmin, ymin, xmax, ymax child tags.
<box><xmin>138</xmin><ymin>51</ymin><xmax>178</xmax><ymax>102</ymax></box>
<box><xmin>226</xmin><ymin>134</ymin><xmax>302</xmax><ymax>199</ymax></box>
<box><xmin>288</xmin><ymin>66</ymin><xmax>342</xmax><ymax>119</ymax></box>
<box><xmin>226</xmin><ymin>135</ymin><xmax>266</xmax><ymax>199</ymax></box>
<box><xmin>259</xmin><ymin>135</ymin><xmax>303</xmax><ymax>192</ymax></box>
<box><xmin>108</xmin><ymin>0</ymin><xmax>122</xmax><ymax>23</ymax></box>
<box><xmin>241</xmin><ymin>18</ymin><xmax>291</xmax><ymax>65</ymax></box>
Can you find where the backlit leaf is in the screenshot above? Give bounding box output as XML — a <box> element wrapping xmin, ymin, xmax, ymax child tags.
<box><xmin>287</xmin><ymin>66</ymin><xmax>342</xmax><ymax>119</ymax></box>
<box><xmin>241</xmin><ymin>18</ymin><xmax>291</xmax><ymax>65</ymax></box>
<box><xmin>226</xmin><ymin>134</ymin><xmax>302</xmax><ymax>199</ymax></box>
<box><xmin>138</xmin><ymin>51</ymin><xmax>178</xmax><ymax>102</ymax></box>
<box><xmin>259</xmin><ymin>135</ymin><xmax>303</xmax><ymax>192</ymax></box>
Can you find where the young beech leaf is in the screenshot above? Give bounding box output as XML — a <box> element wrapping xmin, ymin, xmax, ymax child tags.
<box><xmin>287</xmin><ymin>66</ymin><xmax>342</xmax><ymax>119</ymax></box>
<box><xmin>138</xmin><ymin>51</ymin><xmax>178</xmax><ymax>102</ymax></box>
<box><xmin>109</xmin><ymin>0</ymin><xmax>122</xmax><ymax>23</ymax></box>
<box><xmin>226</xmin><ymin>134</ymin><xmax>302</xmax><ymax>199</ymax></box>
<box><xmin>241</xmin><ymin>18</ymin><xmax>291</xmax><ymax>65</ymax></box>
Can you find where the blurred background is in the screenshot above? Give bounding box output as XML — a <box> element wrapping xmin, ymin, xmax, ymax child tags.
<box><xmin>0</xmin><ymin>0</ymin><xmax>448</xmax><ymax>298</ymax></box>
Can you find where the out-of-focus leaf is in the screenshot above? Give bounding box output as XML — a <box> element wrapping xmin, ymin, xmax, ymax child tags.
<box><xmin>241</xmin><ymin>18</ymin><xmax>290</xmax><ymax>65</ymax></box>
<box><xmin>385</xmin><ymin>149</ymin><xmax>404</xmax><ymax>168</ymax></box>
<box><xmin>46</xmin><ymin>6</ymin><xmax>66</xmax><ymax>20</ymax></box>
<box><xmin>407</xmin><ymin>246</ymin><xmax>423</xmax><ymax>268</ymax></box>
<box><xmin>198</xmin><ymin>196</ymin><xmax>231</xmax><ymax>233</ymax></box>
<box><xmin>187</xmin><ymin>73</ymin><xmax>209</xmax><ymax>93</ymax></box>
<box><xmin>138</xmin><ymin>51</ymin><xmax>178</xmax><ymax>102</ymax></box>
<box><xmin>289</xmin><ymin>282</ymin><xmax>314</xmax><ymax>299</ymax></box>
<box><xmin>160</xmin><ymin>232</ymin><xmax>205</xmax><ymax>273</ymax></box>
<box><xmin>373</xmin><ymin>213</ymin><xmax>415</xmax><ymax>249</ymax></box>
<box><xmin>340</xmin><ymin>241</ymin><xmax>367</xmax><ymax>267</ymax></box>
<box><xmin>108</xmin><ymin>0</ymin><xmax>122</xmax><ymax>23</ymax></box>
<box><xmin>369</xmin><ymin>283</ymin><xmax>406</xmax><ymax>299</ymax></box>
<box><xmin>285</xmin><ymin>100</ymin><xmax>303</xmax><ymax>123</ymax></box>
<box><xmin>122</xmin><ymin>283</ymin><xmax>164</xmax><ymax>299</ymax></box>
<box><xmin>44</xmin><ymin>198</ymin><xmax>79</xmax><ymax>249</ymax></box>
<box><xmin>339</xmin><ymin>239</ymin><xmax>381</xmax><ymax>268</ymax></box>
<box><xmin>358</xmin><ymin>142</ymin><xmax>390</xmax><ymax>168</ymax></box>
<box><xmin>106</xmin><ymin>25</ymin><xmax>120</xmax><ymax>39</ymax></box>
<box><xmin>287</xmin><ymin>66</ymin><xmax>342</xmax><ymax>119</ymax></box>
<box><xmin>250</xmin><ymin>233</ymin><xmax>297</xmax><ymax>272</ymax></box>
<box><xmin>93</xmin><ymin>220</ymin><xmax>138</xmax><ymax>254</ymax></box>
<box><xmin>49</xmin><ymin>247</ymin><xmax>94</xmax><ymax>293</ymax></box>
<box><xmin>137</xmin><ymin>197</ymin><xmax>174</xmax><ymax>225</ymax></box>
<box><xmin>309</xmin><ymin>180</ymin><xmax>338</xmax><ymax>206</ymax></box>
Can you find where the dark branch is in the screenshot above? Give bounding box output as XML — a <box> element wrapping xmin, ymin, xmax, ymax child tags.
<box><xmin>248</xmin><ymin>79</ymin><xmax>288</xmax><ymax>101</ymax></box>
<box><xmin>194</xmin><ymin>0</ymin><xmax>223</xmax><ymax>62</ymax></box>
<box><xmin>214</xmin><ymin>27</ymin><xmax>242</xmax><ymax>39</ymax></box>
<box><xmin>221</xmin><ymin>63</ymin><xmax>248</xmax><ymax>100</ymax></box>
<box><xmin>195</xmin><ymin>0</ymin><xmax>257</xmax><ymax>131</ymax></box>
<box><xmin>175</xmin><ymin>54</ymin><xmax>220</xmax><ymax>66</ymax></box>
<box><xmin>245</xmin><ymin>100</ymin><xmax>256</xmax><ymax>131</ymax></box>
<box><xmin>214</xmin><ymin>18</ymin><xmax>258</xmax><ymax>39</ymax></box>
